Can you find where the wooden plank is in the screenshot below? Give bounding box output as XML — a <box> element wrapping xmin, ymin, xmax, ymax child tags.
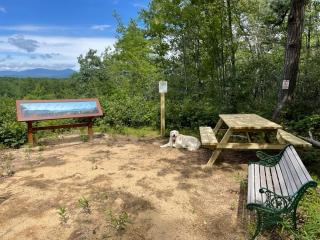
<box><xmin>33</xmin><ymin>122</ymin><xmax>89</xmax><ymax>131</ymax></box>
<box><xmin>247</xmin><ymin>164</ymin><xmax>255</xmax><ymax>204</ymax></box>
<box><xmin>270</xmin><ymin>166</ymin><xmax>282</xmax><ymax>195</ymax></box>
<box><xmin>286</xmin><ymin>147</ymin><xmax>308</xmax><ymax>185</ymax></box>
<box><xmin>283</xmin><ymin>151</ymin><xmax>303</xmax><ymax>189</ymax></box>
<box><xmin>277</xmin><ymin>129</ymin><xmax>312</xmax><ymax>148</ymax></box>
<box><xmin>279</xmin><ymin>157</ymin><xmax>295</xmax><ymax>195</ymax></box>
<box><xmin>199</xmin><ymin>127</ymin><xmax>218</xmax><ymax>145</ymax></box>
<box><xmin>216</xmin><ymin>143</ymin><xmax>286</xmax><ymax>150</ymax></box>
<box><xmin>265</xmin><ymin>167</ymin><xmax>274</xmax><ymax>193</ymax></box>
<box><xmin>289</xmin><ymin>146</ymin><xmax>313</xmax><ymax>182</ymax></box>
<box><xmin>275</xmin><ymin>164</ymin><xmax>289</xmax><ymax>196</ymax></box>
<box><xmin>254</xmin><ymin>164</ymin><xmax>262</xmax><ymax>203</ymax></box>
<box><xmin>219</xmin><ymin>114</ymin><xmax>282</xmax><ymax>130</ymax></box>
<box><xmin>281</xmin><ymin>154</ymin><xmax>298</xmax><ymax>194</ymax></box>
<box><xmin>259</xmin><ymin>165</ymin><xmax>267</xmax><ymax>203</ymax></box>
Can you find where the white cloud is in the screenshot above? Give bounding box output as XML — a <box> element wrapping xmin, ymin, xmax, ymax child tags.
<box><xmin>91</xmin><ymin>24</ymin><xmax>111</xmax><ymax>31</ymax></box>
<box><xmin>0</xmin><ymin>6</ymin><xmax>6</xmax><ymax>13</ymax></box>
<box><xmin>0</xmin><ymin>25</ymin><xmax>68</xmax><ymax>32</ymax></box>
<box><xmin>0</xmin><ymin>35</ymin><xmax>116</xmax><ymax>71</ymax></box>
<box><xmin>133</xmin><ymin>3</ymin><xmax>147</xmax><ymax>8</ymax></box>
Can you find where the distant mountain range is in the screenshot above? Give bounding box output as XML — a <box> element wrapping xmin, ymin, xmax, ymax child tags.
<box><xmin>0</xmin><ymin>68</ymin><xmax>75</xmax><ymax>78</ymax></box>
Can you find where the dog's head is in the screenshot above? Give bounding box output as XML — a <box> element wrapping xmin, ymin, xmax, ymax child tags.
<box><xmin>170</xmin><ymin>130</ymin><xmax>179</xmax><ymax>143</ymax></box>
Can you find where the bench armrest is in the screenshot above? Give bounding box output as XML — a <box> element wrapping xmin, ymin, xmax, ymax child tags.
<box><xmin>259</xmin><ymin>188</ymin><xmax>293</xmax><ymax>212</ymax></box>
<box><xmin>256</xmin><ymin>151</ymin><xmax>273</xmax><ymax>160</ymax></box>
<box><xmin>255</xmin><ymin>145</ymin><xmax>292</xmax><ymax>167</ymax></box>
<box><xmin>256</xmin><ymin>155</ymin><xmax>282</xmax><ymax>167</ymax></box>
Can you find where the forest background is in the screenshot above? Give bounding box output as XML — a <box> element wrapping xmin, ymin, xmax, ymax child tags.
<box><xmin>1</xmin><ymin>0</ymin><xmax>320</xmax><ymax>150</ymax></box>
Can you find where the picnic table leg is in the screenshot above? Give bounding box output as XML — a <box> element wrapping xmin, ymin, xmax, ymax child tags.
<box><xmin>206</xmin><ymin>128</ymin><xmax>233</xmax><ymax>166</ymax></box>
<box><xmin>264</xmin><ymin>132</ymin><xmax>271</xmax><ymax>143</ymax></box>
<box><xmin>213</xmin><ymin>118</ymin><xmax>223</xmax><ymax>134</ymax></box>
<box><xmin>246</xmin><ymin>132</ymin><xmax>252</xmax><ymax>143</ymax></box>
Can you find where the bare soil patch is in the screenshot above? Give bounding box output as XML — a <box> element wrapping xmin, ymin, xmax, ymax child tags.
<box><xmin>0</xmin><ymin>133</ymin><xmax>256</xmax><ymax>240</ymax></box>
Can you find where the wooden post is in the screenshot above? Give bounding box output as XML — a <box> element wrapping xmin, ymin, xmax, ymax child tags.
<box><xmin>88</xmin><ymin>118</ymin><xmax>94</xmax><ymax>141</ymax></box>
<box><xmin>160</xmin><ymin>93</ymin><xmax>165</xmax><ymax>136</ymax></box>
<box><xmin>27</xmin><ymin>121</ymin><xmax>33</xmax><ymax>145</ymax></box>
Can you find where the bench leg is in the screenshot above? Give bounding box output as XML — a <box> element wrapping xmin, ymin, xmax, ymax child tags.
<box><xmin>291</xmin><ymin>207</ymin><xmax>298</xmax><ymax>229</ymax></box>
<box><xmin>250</xmin><ymin>211</ymin><xmax>262</xmax><ymax>240</ymax></box>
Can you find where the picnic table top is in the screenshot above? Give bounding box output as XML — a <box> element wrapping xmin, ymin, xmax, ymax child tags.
<box><xmin>219</xmin><ymin>114</ymin><xmax>282</xmax><ymax>130</ymax></box>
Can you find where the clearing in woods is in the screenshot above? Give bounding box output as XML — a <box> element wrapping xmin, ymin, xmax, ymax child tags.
<box><xmin>0</xmin><ymin>133</ymin><xmax>256</xmax><ymax>240</ymax></box>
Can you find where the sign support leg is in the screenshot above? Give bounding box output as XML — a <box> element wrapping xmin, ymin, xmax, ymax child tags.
<box><xmin>27</xmin><ymin>121</ymin><xmax>33</xmax><ymax>145</ymax></box>
<box><xmin>88</xmin><ymin>118</ymin><xmax>94</xmax><ymax>141</ymax></box>
<box><xmin>160</xmin><ymin>93</ymin><xmax>165</xmax><ymax>136</ymax></box>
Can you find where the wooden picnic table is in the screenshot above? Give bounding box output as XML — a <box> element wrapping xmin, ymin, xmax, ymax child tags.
<box><xmin>199</xmin><ymin>114</ymin><xmax>311</xmax><ymax>166</ymax></box>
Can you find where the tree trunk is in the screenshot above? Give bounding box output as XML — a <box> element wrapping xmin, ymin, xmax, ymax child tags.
<box><xmin>272</xmin><ymin>0</ymin><xmax>306</xmax><ymax>121</ymax></box>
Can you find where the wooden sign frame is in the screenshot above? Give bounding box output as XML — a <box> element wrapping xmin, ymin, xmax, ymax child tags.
<box><xmin>16</xmin><ymin>98</ymin><xmax>103</xmax><ymax>145</ymax></box>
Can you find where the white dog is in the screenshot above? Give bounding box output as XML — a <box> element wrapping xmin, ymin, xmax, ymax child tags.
<box><xmin>161</xmin><ymin>130</ymin><xmax>201</xmax><ymax>151</ymax></box>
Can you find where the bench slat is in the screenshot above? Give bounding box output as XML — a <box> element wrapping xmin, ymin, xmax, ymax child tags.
<box><xmin>279</xmin><ymin>159</ymin><xmax>295</xmax><ymax>195</ymax></box>
<box><xmin>283</xmin><ymin>151</ymin><xmax>303</xmax><ymax>191</ymax></box>
<box><xmin>281</xmin><ymin>154</ymin><xmax>299</xmax><ymax>194</ymax></box>
<box><xmin>288</xmin><ymin>146</ymin><xmax>312</xmax><ymax>182</ymax></box>
<box><xmin>199</xmin><ymin>127</ymin><xmax>218</xmax><ymax>146</ymax></box>
<box><xmin>275</xmin><ymin>164</ymin><xmax>289</xmax><ymax>196</ymax></box>
<box><xmin>265</xmin><ymin>166</ymin><xmax>274</xmax><ymax>194</ymax></box>
<box><xmin>285</xmin><ymin>147</ymin><xmax>308</xmax><ymax>185</ymax></box>
<box><xmin>248</xmin><ymin>164</ymin><xmax>255</xmax><ymax>204</ymax></box>
<box><xmin>270</xmin><ymin>166</ymin><xmax>282</xmax><ymax>195</ymax></box>
<box><xmin>259</xmin><ymin>165</ymin><xmax>267</xmax><ymax>203</ymax></box>
<box><xmin>254</xmin><ymin>164</ymin><xmax>262</xmax><ymax>203</ymax></box>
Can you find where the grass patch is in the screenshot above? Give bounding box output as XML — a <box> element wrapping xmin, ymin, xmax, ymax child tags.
<box><xmin>281</xmin><ymin>176</ymin><xmax>320</xmax><ymax>239</ymax></box>
<box><xmin>97</xmin><ymin>125</ymin><xmax>159</xmax><ymax>138</ymax></box>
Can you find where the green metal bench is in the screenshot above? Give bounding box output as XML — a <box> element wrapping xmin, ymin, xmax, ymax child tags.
<box><xmin>246</xmin><ymin>145</ymin><xmax>317</xmax><ymax>239</ymax></box>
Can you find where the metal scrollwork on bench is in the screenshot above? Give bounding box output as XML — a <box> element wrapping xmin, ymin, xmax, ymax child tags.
<box><xmin>257</xmin><ymin>155</ymin><xmax>281</xmax><ymax>167</ymax></box>
<box><xmin>259</xmin><ymin>188</ymin><xmax>293</xmax><ymax>212</ymax></box>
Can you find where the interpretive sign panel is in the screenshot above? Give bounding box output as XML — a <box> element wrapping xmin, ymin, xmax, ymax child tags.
<box><xmin>16</xmin><ymin>99</ymin><xmax>103</xmax><ymax>122</ymax></box>
<box><xmin>16</xmin><ymin>98</ymin><xmax>103</xmax><ymax>144</ymax></box>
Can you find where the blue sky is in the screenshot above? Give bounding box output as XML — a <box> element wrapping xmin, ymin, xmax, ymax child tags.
<box><xmin>0</xmin><ymin>0</ymin><xmax>149</xmax><ymax>71</ymax></box>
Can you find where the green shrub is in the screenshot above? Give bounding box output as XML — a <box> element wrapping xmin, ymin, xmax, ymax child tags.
<box><xmin>98</xmin><ymin>94</ymin><xmax>158</xmax><ymax>127</ymax></box>
<box><xmin>287</xmin><ymin>114</ymin><xmax>320</xmax><ymax>139</ymax></box>
<box><xmin>0</xmin><ymin>97</ymin><xmax>27</xmax><ymax>148</ymax></box>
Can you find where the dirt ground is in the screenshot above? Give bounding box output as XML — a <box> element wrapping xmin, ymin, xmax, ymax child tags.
<box><xmin>0</xmin><ymin>133</ymin><xmax>258</xmax><ymax>240</ymax></box>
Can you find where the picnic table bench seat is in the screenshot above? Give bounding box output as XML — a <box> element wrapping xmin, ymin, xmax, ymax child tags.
<box><xmin>199</xmin><ymin>126</ymin><xmax>218</xmax><ymax>146</ymax></box>
<box><xmin>246</xmin><ymin>145</ymin><xmax>317</xmax><ymax>239</ymax></box>
<box><xmin>277</xmin><ymin>129</ymin><xmax>312</xmax><ymax>148</ymax></box>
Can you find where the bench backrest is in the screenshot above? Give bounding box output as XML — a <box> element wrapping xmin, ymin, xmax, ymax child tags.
<box><xmin>279</xmin><ymin>145</ymin><xmax>313</xmax><ymax>196</ymax></box>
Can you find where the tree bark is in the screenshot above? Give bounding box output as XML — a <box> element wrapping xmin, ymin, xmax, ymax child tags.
<box><xmin>272</xmin><ymin>0</ymin><xmax>306</xmax><ymax>121</ymax></box>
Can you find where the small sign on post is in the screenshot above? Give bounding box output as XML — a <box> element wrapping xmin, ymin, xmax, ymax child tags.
<box><xmin>282</xmin><ymin>80</ymin><xmax>290</xmax><ymax>90</ymax></box>
<box><xmin>159</xmin><ymin>81</ymin><xmax>167</xmax><ymax>136</ymax></box>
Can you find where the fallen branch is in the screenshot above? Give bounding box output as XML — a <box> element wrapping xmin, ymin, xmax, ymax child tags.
<box><xmin>299</xmin><ymin>130</ymin><xmax>320</xmax><ymax>148</ymax></box>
